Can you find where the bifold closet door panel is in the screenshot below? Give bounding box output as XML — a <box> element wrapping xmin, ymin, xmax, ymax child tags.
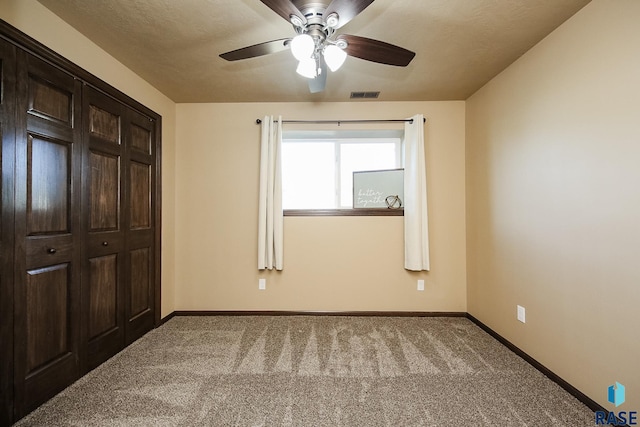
<box><xmin>82</xmin><ymin>87</ymin><xmax>127</xmax><ymax>370</ymax></box>
<box><xmin>125</xmin><ymin>108</ymin><xmax>156</xmax><ymax>344</ymax></box>
<box><xmin>13</xmin><ymin>52</ymin><xmax>83</xmax><ymax>417</ymax></box>
<box><xmin>0</xmin><ymin>38</ymin><xmax>17</xmax><ymax>427</ymax></box>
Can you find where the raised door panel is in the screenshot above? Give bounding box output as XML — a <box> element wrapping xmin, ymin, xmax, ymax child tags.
<box><xmin>130</xmin><ymin>247</ymin><xmax>150</xmax><ymax>318</ymax></box>
<box><xmin>28</xmin><ymin>76</ymin><xmax>73</xmax><ymax>126</ymax></box>
<box><xmin>14</xmin><ymin>52</ymin><xmax>82</xmax><ymax>418</ymax></box>
<box><xmin>23</xmin><ymin>264</ymin><xmax>77</xmax><ymax>412</ymax></box>
<box><xmin>27</xmin><ymin>135</ymin><xmax>70</xmax><ymax>235</ymax></box>
<box><xmin>126</xmin><ymin>240</ymin><xmax>153</xmax><ymax>342</ymax></box>
<box><xmin>89</xmin><ymin>104</ymin><xmax>120</xmax><ymax>144</ymax></box>
<box><xmin>89</xmin><ymin>151</ymin><xmax>119</xmax><ymax>231</ymax></box>
<box><xmin>130</xmin><ymin>123</ymin><xmax>151</xmax><ymax>155</ymax></box>
<box><xmin>82</xmin><ymin>87</ymin><xmax>126</xmax><ymax>370</ymax></box>
<box><xmin>0</xmin><ymin>38</ymin><xmax>16</xmax><ymax>427</ymax></box>
<box><xmin>88</xmin><ymin>255</ymin><xmax>118</xmax><ymax>339</ymax></box>
<box><xmin>130</xmin><ymin>161</ymin><xmax>150</xmax><ymax>229</ymax></box>
<box><xmin>25</xmin><ymin>264</ymin><xmax>70</xmax><ymax>375</ymax></box>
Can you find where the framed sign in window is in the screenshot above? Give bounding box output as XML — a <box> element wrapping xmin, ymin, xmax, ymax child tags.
<box><xmin>353</xmin><ymin>168</ymin><xmax>404</xmax><ymax>209</ymax></box>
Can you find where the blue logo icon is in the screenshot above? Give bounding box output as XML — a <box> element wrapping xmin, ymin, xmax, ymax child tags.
<box><xmin>596</xmin><ymin>382</ymin><xmax>636</xmax><ymax>425</ymax></box>
<box><xmin>608</xmin><ymin>382</ymin><xmax>626</xmax><ymax>407</ymax></box>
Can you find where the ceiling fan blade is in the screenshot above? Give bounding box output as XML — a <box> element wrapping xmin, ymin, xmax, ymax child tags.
<box><xmin>337</xmin><ymin>34</ymin><xmax>415</xmax><ymax>67</ymax></box>
<box><xmin>308</xmin><ymin>59</ymin><xmax>327</xmax><ymax>93</ymax></box>
<box><xmin>220</xmin><ymin>39</ymin><xmax>290</xmax><ymax>61</ymax></box>
<box><xmin>259</xmin><ymin>0</ymin><xmax>306</xmax><ymax>25</ymax></box>
<box><xmin>324</xmin><ymin>0</ymin><xmax>374</xmax><ymax>29</ymax></box>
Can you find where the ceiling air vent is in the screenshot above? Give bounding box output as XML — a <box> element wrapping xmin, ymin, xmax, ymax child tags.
<box><xmin>350</xmin><ymin>91</ymin><xmax>380</xmax><ymax>99</ymax></box>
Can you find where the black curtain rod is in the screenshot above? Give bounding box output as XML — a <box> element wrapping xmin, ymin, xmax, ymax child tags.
<box><xmin>255</xmin><ymin>118</ymin><xmax>426</xmax><ymax>125</ymax></box>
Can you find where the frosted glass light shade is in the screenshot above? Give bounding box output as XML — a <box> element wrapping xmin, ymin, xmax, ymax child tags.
<box><xmin>323</xmin><ymin>45</ymin><xmax>347</xmax><ymax>72</ymax></box>
<box><xmin>296</xmin><ymin>58</ymin><xmax>317</xmax><ymax>79</ymax></box>
<box><xmin>291</xmin><ymin>34</ymin><xmax>315</xmax><ymax>61</ymax></box>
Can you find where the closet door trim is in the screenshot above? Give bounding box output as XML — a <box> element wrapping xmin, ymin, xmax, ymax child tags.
<box><xmin>0</xmin><ymin>36</ymin><xmax>17</xmax><ymax>427</ymax></box>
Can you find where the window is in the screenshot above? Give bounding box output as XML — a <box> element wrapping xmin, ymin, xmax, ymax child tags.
<box><xmin>281</xmin><ymin>130</ymin><xmax>403</xmax><ymax>211</ymax></box>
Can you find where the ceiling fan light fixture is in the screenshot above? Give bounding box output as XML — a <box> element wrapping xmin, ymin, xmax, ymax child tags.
<box><xmin>220</xmin><ymin>0</ymin><xmax>416</xmax><ymax>93</ymax></box>
<box><xmin>290</xmin><ymin>34</ymin><xmax>315</xmax><ymax>61</ymax></box>
<box><xmin>323</xmin><ymin>44</ymin><xmax>347</xmax><ymax>72</ymax></box>
<box><xmin>296</xmin><ymin>58</ymin><xmax>318</xmax><ymax>79</ymax></box>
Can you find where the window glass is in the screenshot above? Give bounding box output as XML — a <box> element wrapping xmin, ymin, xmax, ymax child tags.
<box><xmin>340</xmin><ymin>142</ymin><xmax>398</xmax><ymax>207</ymax></box>
<box><xmin>282</xmin><ymin>131</ymin><xmax>402</xmax><ymax>210</ymax></box>
<box><xmin>281</xmin><ymin>142</ymin><xmax>335</xmax><ymax>209</ymax></box>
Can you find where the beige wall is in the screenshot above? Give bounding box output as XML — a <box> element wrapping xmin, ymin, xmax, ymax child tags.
<box><xmin>0</xmin><ymin>0</ymin><xmax>177</xmax><ymax>317</ymax></box>
<box><xmin>175</xmin><ymin>101</ymin><xmax>466</xmax><ymax>311</ymax></box>
<box><xmin>466</xmin><ymin>0</ymin><xmax>640</xmax><ymax>411</ymax></box>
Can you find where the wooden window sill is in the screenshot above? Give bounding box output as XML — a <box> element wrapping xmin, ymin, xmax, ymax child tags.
<box><xmin>284</xmin><ymin>209</ymin><xmax>404</xmax><ymax>217</ymax></box>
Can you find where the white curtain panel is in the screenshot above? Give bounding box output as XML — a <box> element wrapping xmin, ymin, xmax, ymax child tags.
<box><xmin>403</xmin><ymin>114</ymin><xmax>430</xmax><ymax>271</ymax></box>
<box><xmin>257</xmin><ymin>116</ymin><xmax>284</xmax><ymax>270</ymax></box>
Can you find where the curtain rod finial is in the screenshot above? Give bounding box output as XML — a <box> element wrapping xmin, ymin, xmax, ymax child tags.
<box><xmin>256</xmin><ymin>119</ymin><xmax>262</xmax><ymax>124</ymax></box>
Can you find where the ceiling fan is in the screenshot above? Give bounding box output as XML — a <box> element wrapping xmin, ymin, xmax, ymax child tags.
<box><xmin>219</xmin><ymin>0</ymin><xmax>416</xmax><ymax>93</ymax></box>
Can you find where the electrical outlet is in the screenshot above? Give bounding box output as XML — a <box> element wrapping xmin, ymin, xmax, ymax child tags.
<box><xmin>258</xmin><ymin>279</ymin><xmax>266</xmax><ymax>290</ymax></box>
<box><xmin>517</xmin><ymin>305</ymin><xmax>526</xmax><ymax>323</ymax></box>
<box><xmin>417</xmin><ymin>280</ymin><xmax>425</xmax><ymax>291</ymax></box>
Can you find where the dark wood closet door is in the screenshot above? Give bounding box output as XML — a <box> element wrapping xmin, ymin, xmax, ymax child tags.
<box><xmin>13</xmin><ymin>52</ymin><xmax>82</xmax><ymax>418</ymax></box>
<box><xmin>125</xmin><ymin>109</ymin><xmax>156</xmax><ymax>344</ymax></box>
<box><xmin>0</xmin><ymin>38</ymin><xmax>17</xmax><ymax>427</ymax></box>
<box><xmin>81</xmin><ymin>87</ymin><xmax>156</xmax><ymax>364</ymax></box>
<box><xmin>82</xmin><ymin>87</ymin><xmax>126</xmax><ymax>370</ymax></box>
<box><xmin>1</xmin><ymin>20</ymin><xmax>161</xmax><ymax>424</ymax></box>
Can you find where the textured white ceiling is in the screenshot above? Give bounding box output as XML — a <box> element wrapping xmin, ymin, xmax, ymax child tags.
<box><xmin>36</xmin><ymin>0</ymin><xmax>591</xmax><ymax>103</ymax></box>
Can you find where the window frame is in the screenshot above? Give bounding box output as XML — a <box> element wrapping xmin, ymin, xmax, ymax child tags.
<box><xmin>281</xmin><ymin>129</ymin><xmax>404</xmax><ymax>216</ymax></box>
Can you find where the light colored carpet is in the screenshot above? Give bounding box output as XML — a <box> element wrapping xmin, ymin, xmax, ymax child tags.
<box><xmin>16</xmin><ymin>316</ymin><xmax>594</xmax><ymax>426</ymax></box>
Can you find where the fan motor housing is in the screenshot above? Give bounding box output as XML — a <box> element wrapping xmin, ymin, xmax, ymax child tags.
<box><xmin>291</xmin><ymin>3</ymin><xmax>334</xmax><ymax>45</ymax></box>
<box><xmin>295</xmin><ymin>2</ymin><xmax>328</xmax><ymax>18</ymax></box>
